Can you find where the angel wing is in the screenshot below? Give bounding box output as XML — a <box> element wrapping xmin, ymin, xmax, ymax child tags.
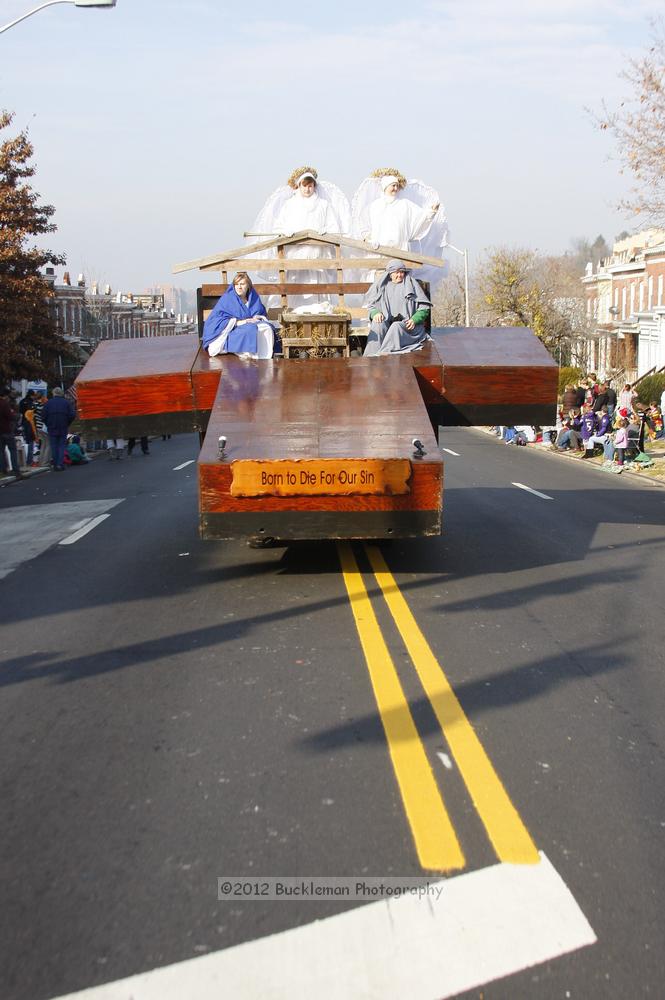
<box><xmin>318</xmin><ymin>180</ymin><xmax>351</xmax><ymax>235</ymax></box>
<box><xmin>350</xmin><ymin>177</ymin><xmax>382</xmax><ymax>240</ymax></box>
<box><xmin>245</xmin><ymin>185</ymin><xmax>295</xmax><ymax>280</ymax></box>
<box><xmin>404</xmin><ymin>178</ymin><xmax>449</xmax><ymax>289</ymax></box>
<box><xmin>250</xmin><ymin>184</ymin><xmax>294</xmax><ymax>238</ymax></box>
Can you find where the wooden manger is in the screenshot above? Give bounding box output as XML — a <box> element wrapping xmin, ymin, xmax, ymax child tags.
<box><xmin>280</xmin><ymin>310</ymin><xmax>352</xmax><ymax>358</ymax></box>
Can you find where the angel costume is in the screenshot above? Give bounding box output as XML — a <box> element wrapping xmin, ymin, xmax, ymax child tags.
<box><xmin>251</xmin><ymin>172</ymin><xmax>350</xmax><ymax>305</ymax></box>
<box><xmin>352</xmin><ymin>174</ymin><xmax>449</xmax><ymax>289</ymax></box>
<box><xmin>364</xmin><ymin>260</ymin><xmax>432</xmax><ymax>357</ymax></box>
<box><xmin>202</xmin><ymin>284</ymin><xmax>274</xmax><ymax>359</ymax></box>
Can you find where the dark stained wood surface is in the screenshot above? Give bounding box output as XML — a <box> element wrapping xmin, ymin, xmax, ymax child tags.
<box><xmin>430</xmin><ymin>326</ymin><xmax>556</xmax><ymax>368</ymax></box>
<box><xmin>77</xmin><ymin>334</ymin><xmax>199</xmax><ymax>380</ymax></box>
<box><xmin>198</xmin><ymin>357</ymin><xmax>443</xmax><ymax>535</ymax></box>
<box><xmin>429</xmin><ymin>326</ymin><xmax>558</xmax><ymax>424</ymax></box>
<box><xmin>75</xmin><ymin>324</ymin><xmax>558</xmax><ymax>439</ymax></box>
<box><xmin>73</xmin><ymin>322</ymin><xmax>558</xmax><ymax>537</ymax></box>
<box><xmin>190</xmin><ymin>345</ymin><xmax>225</xmax><ymax>415</ymax></box>
<box><xmin>76</xmin><ymin>335</ymin><xmax>199</xmax><ymax>421</ymax></box>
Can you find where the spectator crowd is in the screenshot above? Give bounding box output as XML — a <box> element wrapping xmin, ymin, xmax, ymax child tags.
<box><xmin>493</xmin><ymin>374</ymin><xmax>665</xmax><ymax>475</ymax></box>
<box><xmin>0</xmin><ymin>386</ymin><xmax>92</xmax><ymax>479</ymax></box>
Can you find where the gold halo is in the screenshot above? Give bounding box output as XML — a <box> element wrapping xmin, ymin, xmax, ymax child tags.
<box><xmin>288</xmin><ymin>165</ymin><xmax>318</xmax><ymax>189</ymax></box>
<box><xmin>371</xmin><ymin>167</ymin><xmax>407</xmax><ymax>190</ymax></box>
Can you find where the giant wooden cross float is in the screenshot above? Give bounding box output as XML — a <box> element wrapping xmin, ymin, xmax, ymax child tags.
<box><xmin>74</xmin><ymin>232</ymin><xmax>558</xmax><ymax>542</ymax></box>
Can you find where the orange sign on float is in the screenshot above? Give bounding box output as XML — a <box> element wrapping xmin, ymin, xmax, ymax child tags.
<box><xmin>230</xmin><ymin>459</ymin><xmax>412</xmax><ymax>498</ymax></box>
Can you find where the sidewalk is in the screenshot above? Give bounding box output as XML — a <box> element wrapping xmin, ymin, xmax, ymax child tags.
<box><xmin>480</xmin><ymin>428</ymin><xmax>665</xmax><ymax>487</ymax></box>
<box><xmin>1</xmin><ymin>438</ymin><xmax>155</xmax><ymax>487</ymax></box>
<box><xmin>0</xmin><ymin>465</ymin><xmax>50</xmax><ymax>487</ymax></box>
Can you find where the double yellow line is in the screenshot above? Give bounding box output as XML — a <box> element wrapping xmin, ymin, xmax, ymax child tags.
<box><xmin>338</xmin><ymin>542</ymin><xmax>539</xmax><ymax>873</ymax></box>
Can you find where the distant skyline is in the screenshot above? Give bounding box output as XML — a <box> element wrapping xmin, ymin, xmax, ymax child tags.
<box><xmin>1</xmin><ymin>1</ymin><xmax>662</xmax><ymax>292</ymax></box>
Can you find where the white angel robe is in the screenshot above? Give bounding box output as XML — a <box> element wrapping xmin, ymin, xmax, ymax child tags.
<box><xmin>274</xmin><ymin>190</ymin><xmax>338</xmax><ymax>236</ymax></box>
<box><xmin>368</xmin><ymin>195</ymin><xmax>437</xmax><ymax>251</ymax></box>
<box><xmin>274</xmin><ymin>191</ymin><xmax>342</xmax><ymax>306</ymax></box>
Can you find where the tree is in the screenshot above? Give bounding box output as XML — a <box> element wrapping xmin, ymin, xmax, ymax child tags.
<box><xmin>0</xmin><ymin>110</ymin><xmax>71</xmax><ymax>385</ymax></box>
<box><xmin>599</xmin><ymin>19</ymin><xmax>665</xmax><ymax>224</ymax></box>
<box><xmin>432</xmin><ymin>266</ymin><xmax>468</xmax><ymax>327</ymax></box>
<box><xmin>475</xmin><ymin>247</ymin><xmax>589</xmax><ymax>363</ymax></box>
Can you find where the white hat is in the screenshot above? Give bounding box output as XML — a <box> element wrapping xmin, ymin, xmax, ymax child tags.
<box><xmin>380</xmin><ymin>175</ymin><xmax>399</xmax><ymax>191</ymax></box>
<box><xmin>296</xmin><ymin>171</ymin><xmax>316</xmax><ymax>185</ymax></box>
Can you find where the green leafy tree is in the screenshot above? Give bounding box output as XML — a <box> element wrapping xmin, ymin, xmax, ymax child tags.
<box><xmin>635</xmin><ymin>373</ymin><xmax>665</xmax><ymax>405</ymax></box>
<box><xmin>475</xmin><ymin>247</ymin><xmax>588</xmax><ymax>363</ymax></box>
<box><xmin>0</xmin><ymin>110</ymin><xmax>71</xmax><ymax>384</ymax></box>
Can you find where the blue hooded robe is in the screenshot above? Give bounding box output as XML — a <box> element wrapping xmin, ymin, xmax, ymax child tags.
<box><xmin>202</xmin><ymin>285</ymin><xmax>272</xmax><ymax>356</ymax></box>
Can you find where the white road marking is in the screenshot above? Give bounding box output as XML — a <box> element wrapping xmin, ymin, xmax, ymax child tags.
<box><xmin>69</xmin><ymin>519</ymin><xmax>93</xmax><ymax>532</ymax></box>
<box><xmin>0</xmin><ymin>500</ymin><xmax>124</xmax><ymax>580</ymax></box>
<box><xmin>173</xmin><ymin>460</ymin><xmax>195</xmax><ymax>471</ymax></box>
<box><xmin>59</xmin><ymin>514</ymin><xmax>111</xmax><ymax>546</ymax></box>
<box><xmin>512</xmin><ymin>482</ymin><xmax>554</xmax><ymax>501</ymax></box>
<box><xmin>437</xmin><ymin>752</ymin><xmax>453</xmax><ymax>770</ymax></box>
<box><xmin>51</xmin><ymin>853</ymin><xmax>595</xmax><ymax>1000</ymax></box>
<box><xmin>441</xmin><ymin>448</ymin><xmax>460</xmax><ymax>456</ymax></box>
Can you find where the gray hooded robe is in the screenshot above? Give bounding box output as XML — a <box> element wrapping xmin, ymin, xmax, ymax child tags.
<box><xmin>363</xmin><ymin>261</ymin><xmax>432</xmax><ymax>357</ymax></box>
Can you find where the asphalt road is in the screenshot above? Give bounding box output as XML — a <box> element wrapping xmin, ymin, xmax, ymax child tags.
<box><xmin>0</xmin><ymin>431</ymin><xmax>663</xmax><ymax>1000</ymax></box>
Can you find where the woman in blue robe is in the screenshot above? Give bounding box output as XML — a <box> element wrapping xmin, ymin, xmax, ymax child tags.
<box><xmin>202</xmin><ymin>272</ymin><xmax>275</xmax><ymax>359</ymax></box>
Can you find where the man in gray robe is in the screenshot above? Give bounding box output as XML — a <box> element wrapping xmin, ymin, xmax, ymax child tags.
<box><xmin>363</xmin><ymin>260</ymin><xmax>432</xmax><ymax>356</ymax></box>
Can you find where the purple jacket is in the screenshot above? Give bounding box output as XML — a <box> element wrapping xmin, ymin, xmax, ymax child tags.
<box><xmin>596</xmin><ymin>413</ymin><xmax>611</xmax><ymax>435</ymax></box>
<box><xmin>581</xmin><ymin>411</ymin><xmax>597</xmax><ymax>441</ymax></box>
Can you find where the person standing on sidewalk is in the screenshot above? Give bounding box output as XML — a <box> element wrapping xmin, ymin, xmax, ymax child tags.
<box><xmin>613</xmin><ymin>419</ymin><xmax>628</xmax><ymax>470</ymax></box>
<box><xmin>127</xmin><ymin>437</ymin><xmax>150</xmax><ymax>456</ymax></box>
<box><xmin>0</xmin><ymin>387</ymin><xmax>24</xmax><ymax>480</ymax></box>
<box><xmin>34</xmin><ymin>392</ymin><xmax>51</xmax><ymax>466</ymax></box>
<box><xmin>42</xmin><ymin>387</ymin><xmax>75</xmax><ymax>472</ymax></box>
<box><xmin>21</xmin><ymin>400</ymin><xmax>37</xmax><ymax>467</ymax></box>
<box><xmin>580</xmin><ymin>403</ymin><xmax>598</xmax><ymax>458</ymax></box>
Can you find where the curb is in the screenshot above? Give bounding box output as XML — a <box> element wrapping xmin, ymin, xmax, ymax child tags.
<box><xmin>471</xmin><ymin>427</ymin><xmax>665</xmax><ymax>490</ymax></box>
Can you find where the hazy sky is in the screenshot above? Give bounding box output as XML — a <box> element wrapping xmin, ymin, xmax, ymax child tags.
<box><xmin>1</xmin><ymin>0</ymin><xmax>661</xmax><ymax>292</ymax></box>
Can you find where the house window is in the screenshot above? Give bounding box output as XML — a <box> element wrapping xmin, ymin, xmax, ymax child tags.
<box><xmin>639</xmin><ymin>281</ymin><xmax>645</xmax><ymax>312</ymax></box>
<box><xmin>648</xmin><ymin>276</ymin><xmax>653</xmax><ymax>310</ymax></box>
<box><xmin>622</xmin><ymin>287</ymin><xmax>627</xmax><ymax>319</ymax></box>
<box><xmin>659</xmin><ymin>275</ymin><xmax>664</xmax><ymax>305</ymax></box>
<box><xmin>630</xmin><ymin>283</ymin><xmax>635</xmax><ymax>315</ymax></box>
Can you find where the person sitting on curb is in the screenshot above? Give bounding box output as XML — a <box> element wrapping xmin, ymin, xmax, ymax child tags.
<box><xmin>555</xmin><ymin>409</ymin><xmax>582</xmax><ymax>451</ymax></box>
<box><xmin>580</xmin><ymin>403</ymin><xmax>598</xmax><ymax>459</ymax></box>
<box><xmin>586</xmin><ymin>405</ymin><xmax>612</xmax><ymax>454</ymax></box>
<box><xmin>65</xmin><ymin>435</ymin><xmax>89</xmax><ymax>464</ymax></box>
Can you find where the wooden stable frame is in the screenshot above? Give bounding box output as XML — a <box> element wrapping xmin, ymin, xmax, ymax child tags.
<box><xmin>185</xmin><ymin>230</ymin><xmax>443</xmax><ymax>324</ymax></box>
